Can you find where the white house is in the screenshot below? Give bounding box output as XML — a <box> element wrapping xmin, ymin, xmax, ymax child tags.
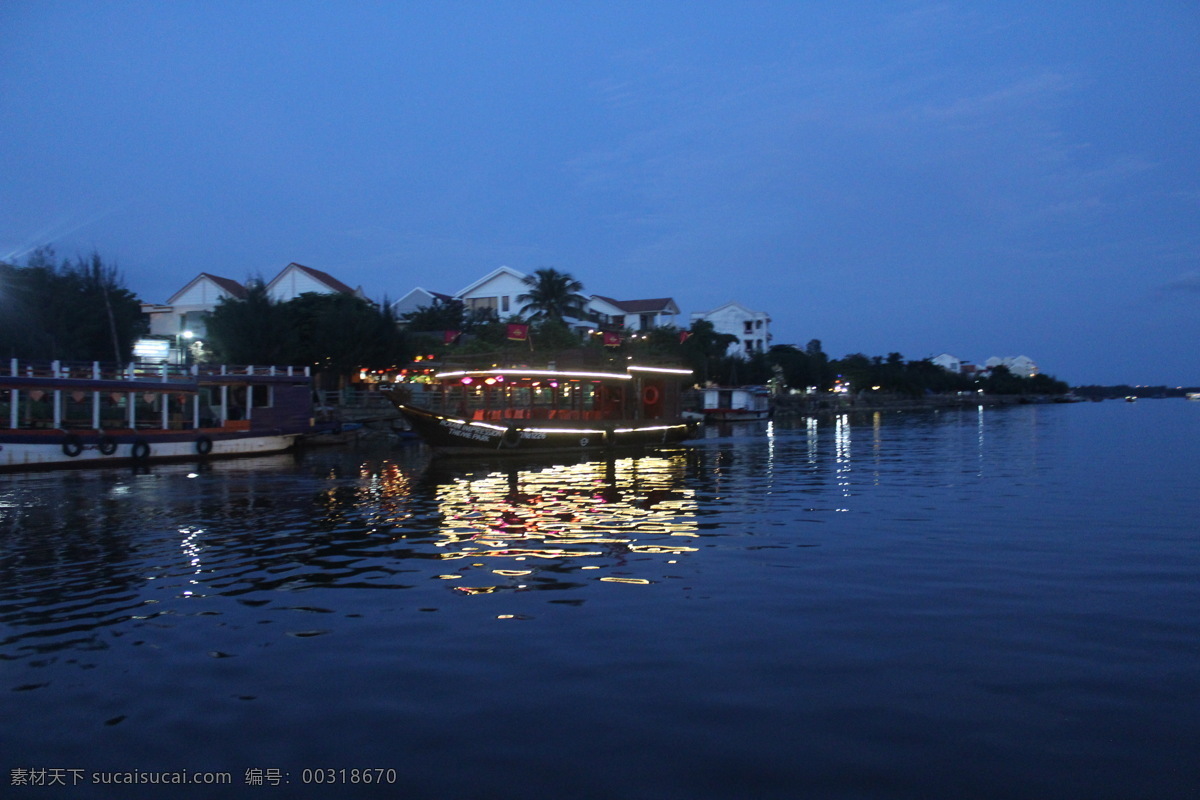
<box><xmin>141</xmin><ymin>272</ymin><xmax>247</xmax><ymax>340</ymax></box>
<box><xmin>455</xmin><ymin>266</ymin><xmax>530</xmax><ymax>318</ymax></box>
<box><xmin>139</xmin><ymin>263</ymin><xmax>366</xmax><ymax>364</ymax></box>
<box><xmin>588</xmin><ymin>296</ymin><xmax>680</xmax><ymax>331</ymax></box>
<box><xmin>932</xmin><ymin>353</ymin><xmax>963</xmax><ymax>373</ymax></box>
<box><xmin>392</xmin><ymin>287</ymin><xmax>455</xmax><ymax>318</ymax></box>
<box><xmin>985</xmin><ymin>355</ymin><xmax>1039</xmax><ymax>378</ymax></box>
<box><xmin>395</xmin><ymin>267</ymin><xmax>681</xmax><ymax>334</ymax></box>
<box><xmin>690</xmin><ymin>301</ymin><xmax>772</xmax><ymax>358</ymax></box>
<box><xmin>266</xmin><ymin>262</ymin><xmax>366</xmax><ymax>303</ymax></box>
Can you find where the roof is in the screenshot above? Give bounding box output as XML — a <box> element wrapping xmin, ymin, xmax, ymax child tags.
<box><xmin>277</xmin><ymin>262</ymin><xmax>358</xmax><ymax>295</ymax></box>
<box><xmin>591</xmin><ymin>295</ymin><xmax>679</xmax><ymax>314</ymax></box>
<box><xmin>691</xmin><ymin>300</ymin><xmax>768</xmax><ymax>319</ymax></box>
<box><xmin>166</xmin><ymin>272</ymin><xmax>247</xmax><ymax>304</ymax></box>
<box><xmin>455</xmin><ymin>266</ymin><xmax>529</xmax><ymax>298</ymax></box>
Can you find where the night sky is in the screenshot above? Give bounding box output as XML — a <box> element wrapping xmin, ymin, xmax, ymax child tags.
<box><xmin>3</xmin><ymin>2</ymin><xmax>1197</xmax><ymax>385</ymax></box>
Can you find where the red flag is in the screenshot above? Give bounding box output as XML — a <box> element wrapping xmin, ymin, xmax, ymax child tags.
<box><xmin>603</xmin><ymin>331</ymin><xmax>621</xmax><ymax>347</ymax></box>
<box><xmin>443</xmin><ymin>330</ymin><xmax>460</xmax><ymax>345</ymax></box>
<box><xmin>506</xmin><ymin>323</ymin><xmax>529</xmax><ymax>341</ymax></box>
<box><xmin>679</xmin><ymin>330</ymin><xmax>692</xmax><ymax>344</ymax></box>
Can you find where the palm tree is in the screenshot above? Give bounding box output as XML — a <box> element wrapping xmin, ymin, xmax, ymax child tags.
<box><xmin>516</xmin><ymin>268</ymin><xmax>588</xmax><ymax>323</ymax></box>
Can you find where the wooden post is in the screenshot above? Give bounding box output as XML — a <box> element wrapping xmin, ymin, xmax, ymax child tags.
<box><xmin>92</xmin><ymin>362</ymin><xmax>101</xmax><ymax>430</ymax></box>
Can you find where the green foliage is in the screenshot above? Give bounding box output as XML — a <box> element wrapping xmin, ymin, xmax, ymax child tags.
<box><xmin>0</xmin><ymin>247</ymin><xmax>146</xmax><ymax>362</ymax></box>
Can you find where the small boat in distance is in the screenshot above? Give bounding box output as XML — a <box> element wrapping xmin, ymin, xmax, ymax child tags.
<box><xmin>1</xmin><ymin>360</ymin><xmax>315</xmax><ymax>471</ymax></box>
<box><xmin>380</xmin><ymin>363</ymin><xmax>697</xmax><ymax>456</ymax></box>
<box><xmin>696</xmin><ymin>386</ymin><xmax>772</xmax><ymax>423</ymax></box>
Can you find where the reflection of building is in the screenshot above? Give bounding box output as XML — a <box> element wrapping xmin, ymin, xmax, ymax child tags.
<box><xmin>690</xmin><ymin>301</ymin><xmax>772</xmax><ymax>358</ymax></box>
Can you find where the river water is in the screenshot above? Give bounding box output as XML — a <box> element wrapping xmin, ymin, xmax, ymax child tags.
<box><xmin>2</xmin><ymin>401</ymin><xmax>1198</xmax><ymax>799</ymax></box>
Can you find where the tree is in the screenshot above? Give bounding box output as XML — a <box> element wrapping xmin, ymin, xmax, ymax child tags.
<box><xmin>205</xmin><ymin>279</ymin><xmax>295</xmax><ymax>365</ymax></box>
<box><xmin>517</xmin><ymin>268</ymin><xmax>588</xmax><ymax>323</ymax></box>
<box><xmin>0</xmin><ymin>247</ymin><xmax>145</xmax><ymax>362</ymax></box>
<box><xmin>401</xmin><ymin>299</ymin><xmax>465</xmax><ymax>333</ymax></box>
<box><xmin>284</xmin><ymin>293</ymin><xmax>407</xmax><ymax>387</ymax></box>
<box><xmin>680</xmin><ymin>320</ymin><xmax>737</xmax><ymax>385</ymax></box>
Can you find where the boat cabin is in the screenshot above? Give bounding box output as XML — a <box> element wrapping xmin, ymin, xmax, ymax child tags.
<box><xmin>415</xmin><ymin>365</ymin><xmax>693</xmax><ymax>424</ymax></box>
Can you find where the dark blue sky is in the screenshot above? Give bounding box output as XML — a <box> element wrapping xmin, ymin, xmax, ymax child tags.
<box><xmin>3</xmin><ymin>2</ymin><xmax>1197</xmax><ymax>385</ymax></box>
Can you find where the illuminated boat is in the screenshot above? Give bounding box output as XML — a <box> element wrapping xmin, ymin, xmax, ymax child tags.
<box><xmin>380</xmin><ymin>364</ymin><xmax>698</xmax><ymax>455</ymax></box>
<box><xmin>1</xmin><ymin>360</ymin><xmax>316</xmax><ymax>471</ymax></box>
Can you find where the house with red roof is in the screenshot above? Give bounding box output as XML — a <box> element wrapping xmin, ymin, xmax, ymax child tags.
<box><xmin>139</xmin><ymin>263</ymin><xmax>366</xmax><ymax>363</ymax></box>
<box><xmin>266</xmin><ymin>262</ymin><xmax>367</xmax><ymax>303</ymax></box>
<box><xmin>589</xmin><ymin>295</ymin><xmax>680</xmax><ymax>332</ymax></box>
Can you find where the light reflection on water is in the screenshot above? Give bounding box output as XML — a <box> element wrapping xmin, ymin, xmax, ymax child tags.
<box><xmin>2</xmin><ymin>402</ymin><xmax>1199</xmax><ymax>798</ymax></box>
<box><xmin>430</xmin><ymin>456</ymin><xmax>698</xmax><ymax>595</ymax></box>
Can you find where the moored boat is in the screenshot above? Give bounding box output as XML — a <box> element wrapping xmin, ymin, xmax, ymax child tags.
<box><xmin>380</xmin><ymin>363</ymin><xmax>697</xmax><ymax>455</ymax></box>
<box><xmin>697</xmin><ymin>385</ymin><xmax>772</xmax><ymax>422</ymax></box>
<box><xmin>1</xmin><ymin>360</ymin><xmax>315</xmax><ymax>471</ymax></box>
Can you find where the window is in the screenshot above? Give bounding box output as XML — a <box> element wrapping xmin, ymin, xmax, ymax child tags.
<box><xmin>744</xmin><ymin>321</ymin><xmax>753</xmax><ymax>334</ymax></box>
<box><xmin>502</xmin><ymin>296</ymin><xmax>510</xmax><ymax>312</ymax></box>
<box><xmin>465</xmin><ymin>297</ymin><xmax>498</xmax><ymax>311</ymax></box>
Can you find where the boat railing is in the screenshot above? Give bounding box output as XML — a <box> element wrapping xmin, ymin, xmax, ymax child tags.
<box><xmin>5</xmin><ymin>359</ymin><xmax>311</xmax><ymax>383</ymax></box>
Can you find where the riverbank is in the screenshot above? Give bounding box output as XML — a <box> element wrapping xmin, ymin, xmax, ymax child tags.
<box><xmin>769</xmin><ymin>391</ymin><xmax>1055</xmax><ymax>416</ymax></box>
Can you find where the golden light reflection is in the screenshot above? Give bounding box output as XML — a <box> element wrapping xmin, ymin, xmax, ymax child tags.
<box><xmin>433</xmin><ymin>455</ymin><xmax>699</xmax><ymax>592</ymax></box>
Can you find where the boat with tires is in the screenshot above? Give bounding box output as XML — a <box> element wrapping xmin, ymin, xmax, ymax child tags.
<box><xmin>380</xmin><ymin>363</ymin><xmax>698</xmax><ymax>456</ymax></box>
<box><xmin>1</xmin><ymin>359</ymin><xmax>315</xmax><ymax>471</ymax></box>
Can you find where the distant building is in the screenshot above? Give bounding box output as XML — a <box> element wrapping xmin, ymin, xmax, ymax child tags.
<box><xmin>932</xmin><ymin>353</ymin><xmax>965</xmax><ymax>373</ymax></box>
<box><xmin>266</xmin><ymin>262</ymin><xmax>367</xmax><ymax>303</ymax></box>
<box><xmin>140</xmin><ymin>263</ymin><xmax>365</xmax><ymax>364</ymax></box>
<box><xmin>588</xmin><ymin>296</ymin><xmax>680</xmax><ymax>331</ymax></box>
<box><xmin>690</xmin><ymin>301</ymin><xmax>772</xmax><ymax>358</ymax></box>
<box><xmin>455</xmin><ymin>266</ymin><xmax>530</xmax><ymax>318</ymax></box>
<box><xmin>985</xmin><ymin>355</ymin><xmax>1039</xmax><ymax>378</ymax></box>
<box><xmin>141</xmin><ymin>272</ymin><xmax>247</xmax><ymax>340</ymax></box>
<box><xmin>391</xmin><ymin>287</ymin><xmax>455</xmax><ymax>318</ymax></box>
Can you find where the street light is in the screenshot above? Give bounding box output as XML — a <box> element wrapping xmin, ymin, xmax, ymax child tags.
<box><xmin>177</xmin><ymin>330</ymin><xmax>194</xmax><ymax>366</ymax></box>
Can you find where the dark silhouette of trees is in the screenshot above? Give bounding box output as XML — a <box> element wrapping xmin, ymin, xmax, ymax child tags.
<box><xmin>206</xmin><ymin>288</ymin><xmax>409</xmax><ymax>388</ymax></box>
<box><xmin>0</xmin><ymin>247</ymin><xmax>145</xmax><ymax>362</ymax></box>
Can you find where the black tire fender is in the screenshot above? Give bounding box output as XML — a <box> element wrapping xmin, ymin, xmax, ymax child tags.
<box><xmin>61</xmin><ymin>434</ymin><xmax>84</xmax><ymax>457</ymax></box>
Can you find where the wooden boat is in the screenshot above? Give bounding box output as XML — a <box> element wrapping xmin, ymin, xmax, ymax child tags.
<box><xmin>1</xmin><ymin>360</ymin><xmax>315</xmax><ymax>471</ymax></box>
<box><xmin>380</xmin><ymin>364</ymin><xmax>698</xmax><ymax>456</ymax></box>
<box><xmin>698</xmin><ymin>386</ymin><xmax>772</xmax><ymax>422</ymax></box>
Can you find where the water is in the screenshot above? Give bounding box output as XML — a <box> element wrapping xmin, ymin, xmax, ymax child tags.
<box><xmin>2</xmin><ymin>401</ymin><xmax>1198</xmax><ymax>799</ymax></box>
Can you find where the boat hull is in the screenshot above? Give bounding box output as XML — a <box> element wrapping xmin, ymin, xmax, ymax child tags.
<box><xmin>392</xmin><ymin>403</ymin><xmax>695</xmax><ymax>456</ymax></box>
<box><xmin>702</xmin><ymin>409</ymin><xmax>772</xmax><ymax>422</ymax></box>
<box><xmin>0</xmin><ymin>429</ymin><xmax>300</xmax><ymax>472</ymax></box>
